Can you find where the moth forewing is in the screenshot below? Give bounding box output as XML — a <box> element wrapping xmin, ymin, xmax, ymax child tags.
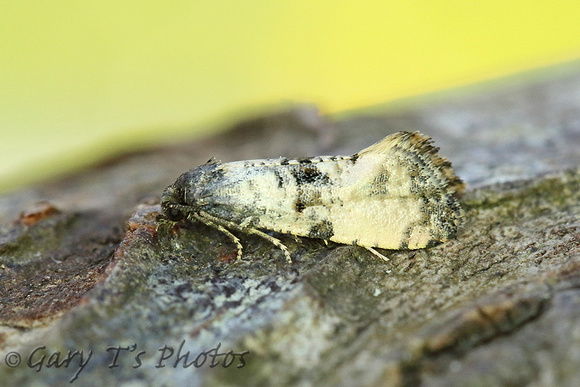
<box><xmin>160</xmin><ymin>131</ymin><xmax>464</xmax><ymax>263</ymax></box>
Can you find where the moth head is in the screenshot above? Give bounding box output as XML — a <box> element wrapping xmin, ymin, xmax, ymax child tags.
<box><xmin>161</xmin><ymin>184</ymin><xmax>187</xmax><ymax>221</ymax></box>
<box><xmin>161</xmin><ymin>162</ymin><xmax>222</xmax><ymax>222</ymax></box>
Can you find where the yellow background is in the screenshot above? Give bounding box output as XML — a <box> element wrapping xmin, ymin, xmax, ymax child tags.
<box><xmin>2</xmin><ymin>1</ymin><xmax>580</xmax><ymax>192</ymax></box>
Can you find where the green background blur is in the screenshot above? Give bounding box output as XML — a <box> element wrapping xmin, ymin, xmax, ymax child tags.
<box><xmin>2</xmin><ymin>1</ymin><xmax>580</xmax><ymax>192</ymax></box>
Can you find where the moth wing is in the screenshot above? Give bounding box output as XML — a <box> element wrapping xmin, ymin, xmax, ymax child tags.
<box><xmin>329</xmin><ymin>131</ymin><xmax>464</xmax><ymax>250</ymax></box>
<box><xmin>349</xmin><ymin>131</ymin><xmax>464</xmax><ymax>197</ymax></box>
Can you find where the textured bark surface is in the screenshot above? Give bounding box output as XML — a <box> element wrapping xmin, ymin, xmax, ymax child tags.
<box><xmin>1</xmin><ymin>70</ymin><xmax>579</xmax><ymax>386</ymax></box>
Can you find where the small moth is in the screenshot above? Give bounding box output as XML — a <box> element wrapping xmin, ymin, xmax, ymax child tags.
<box><xmin>161</xmin><ymin>131</ymin><xmax>464</xmax><ymax>263</ymax></box>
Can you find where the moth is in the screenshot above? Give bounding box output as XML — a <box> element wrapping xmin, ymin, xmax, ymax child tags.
<box><xmin>161</xmin><ymin>131</ymin><xmax>465</xmax><ymax>263</ymax></box>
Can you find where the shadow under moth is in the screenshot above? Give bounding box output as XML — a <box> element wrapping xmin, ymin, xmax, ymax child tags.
<box><xmin>161</xmin><ymin>131</ymin><xmax>465</xmax><ymax>263</ymax></box>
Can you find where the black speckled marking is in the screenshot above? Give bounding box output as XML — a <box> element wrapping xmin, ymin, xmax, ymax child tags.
<box><xmin>298</xmin><ymin>157</ymin><xmax>313</xmax><ymax>164</ymax></box>
<box><xmin>424</xmin><ymin>238</ymin><xmax>441</xmax><ymax>248</ymax></box>
<box><xmin>294</xmin><ymin>189</ymin><xmax>324</xmax><ymax>213</ymax></box>
<box><xmin>210</xmin><ymin>165</ymin><xmax>226</xmax><ymax>179</ymax></box>
<box><xmin>447</xmin><ymin>195</ymin><xmax>461</xmax><ymax>215</ymax></box>
<box><xmin>399</xmin><ymin>225</ymin><xmax>414</xmax><ymax>249</ymax></box>
<box><xmin>308</xmin><ymin>220</ymin><xmax>334</xmax><ymax>239</ymax></box>
<box><xmin>273</xmin><ymin>170</ymin><xmax>284</xmax><ymax>188</ymax></box>
<box><xmin>435</xmin><ymin>197</ymin><xmax>460</xmax><ymax>237</ymax></box>
<box><xmin>350</xmin><ymin>153</ymin><xmax>359</xmax><ymax>164</ymax></box>
<box><xmin>295</xmin><ymin>198</ymin><xmax>306</xmax><ymax>213</ymax></box>
<box><xmin>367</xmin><ymin>170</ymin><xmax>390</xmax><ymax>196</ymax></box>
<box><xmin>280</xmin><ymin>158</ymin><xmax>289</xmax><ymax>166</ymax></box>
<box><xmin>291</xmin><ymin>166</ymin><xmax>330</xmax><ymax>185</ymax></box>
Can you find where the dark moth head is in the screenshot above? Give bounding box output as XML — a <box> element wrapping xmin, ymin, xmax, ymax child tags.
<box><xmin>161</xmin><ymin>160</ymin><xmax>222</xmax><ymax>222</ymax></box>
<box><xmin>161</xmin><ymin>183</ymin><xmax>188</xmax><ymax>221</ymax></box>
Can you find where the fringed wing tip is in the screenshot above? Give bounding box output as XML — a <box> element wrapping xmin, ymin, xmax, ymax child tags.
<box><xmin>359</xmin><ymin>131</ymin><xmax>465</xmax><ymax>197</ymax></box>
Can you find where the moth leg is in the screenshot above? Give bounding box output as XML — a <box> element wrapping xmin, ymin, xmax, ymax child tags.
<box><xmin>200</xmin><ymin>211</ymin><xmax>293</xmax><ymax>264</ymax></box>
<box><xmin>192</xmin><ymin>213</ymin><xmax>243</xmax><ymax>262</ymax></box>
<box><xmin>365</xmin><ymin>246</ymin><xmax>390</xmax><ymax>262</ymax></box>
<box><xmin>243</xmin><ymin>227</ymin><xmax>292</xmax><ymax>264</ymax></box>
<box><xmin>155</xmin><ymin>218</ymin><xmax>169</xmax><ymax>234</ymax></box>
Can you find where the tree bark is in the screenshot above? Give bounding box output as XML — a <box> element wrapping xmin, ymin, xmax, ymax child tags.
<box><xmin>1</xmin><ymin>71</ymin><xmax>579</xmax><ymax>386</ymax></box>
